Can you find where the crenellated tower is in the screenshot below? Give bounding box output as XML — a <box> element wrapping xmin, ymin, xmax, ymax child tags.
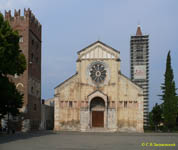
<box><xmin>5</xmin><ymin>9</ymin><xmax>41</xmax><ymax>131</ymax></box>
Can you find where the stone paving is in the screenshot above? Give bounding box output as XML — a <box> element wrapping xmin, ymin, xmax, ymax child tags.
<box><xmin>0</xmin><ymin>131</ymin><xmax>178</xmax><ymax>150</ymax></box>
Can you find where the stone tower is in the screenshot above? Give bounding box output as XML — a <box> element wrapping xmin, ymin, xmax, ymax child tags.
<box><xmin>5</xmin><ymin>9</ymin><xmax>41</xmax><ymax>130</ymax></box>
<box><xmin>130</xmin><ymin>25</ymin><xmax>149</xmax><ymax>126</ymax></box>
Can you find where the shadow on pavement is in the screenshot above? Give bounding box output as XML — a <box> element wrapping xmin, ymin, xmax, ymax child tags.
<box><xmin>1</xmin><ymin>131</ymin><xmax>178</xmax><ymax>145</ymax></box>
<box><xmin>0</xmin><ymin>130</ymin><xmax>55</xmax><ymax>144</ymax></box>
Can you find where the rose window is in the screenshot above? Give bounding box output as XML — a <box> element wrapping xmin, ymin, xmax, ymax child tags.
<box><xmin>89</xmin><ymin>62</ymin><xmax>107</xmax><ymax>83</ymax></box>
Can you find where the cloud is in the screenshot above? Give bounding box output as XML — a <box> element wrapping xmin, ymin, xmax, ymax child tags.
<box><xmin>0</xmin><ymin>0</ymin><xmax>31</xmax><ymax>11</ymax></box>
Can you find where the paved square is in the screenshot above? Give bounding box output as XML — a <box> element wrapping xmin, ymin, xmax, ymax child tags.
<box><xmin>0</xmin><ymin>131</ymin><xmax>178</xmax><ymax>150</ymax></box>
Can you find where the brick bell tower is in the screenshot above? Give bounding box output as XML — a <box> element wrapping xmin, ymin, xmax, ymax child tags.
<box><xmin>5</xmin><ymin>9</ymin><xmax>41</xmax><ymax>131</ymax></box>
<box><xmin>130</xmin><ymin>25</ymin><xmax>149</xmax><ymax>127</ymax></box>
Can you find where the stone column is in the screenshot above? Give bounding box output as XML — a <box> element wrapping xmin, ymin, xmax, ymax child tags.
<box><xmin>54</xmin><ymin>97</ymin><xmax>60</xmax><ymax>131</ymax></box>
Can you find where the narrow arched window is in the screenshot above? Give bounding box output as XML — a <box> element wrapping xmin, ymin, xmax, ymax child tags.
<box><xmin>19</xmin><ymin>36</ymin><xmax>23</xmax><ymax>43</ymax></box>
<box><xmin>124</xmin><ymin>101</ymin><xmax>127</xmax><ymax>108</ymax></box>
<box><xmin>69</xmin><ymin>101</ymin><xmax>73</xmax><ymax>108</ymax></box>
<box><xmin>31</xmin><ymin>86</ymin><xmax>34</xmax><ymax>93</ymax></box>
<box><xmin>34</xmin><ymin>104</ymin><xmax>37</xmax><ymax>111</ymax></box>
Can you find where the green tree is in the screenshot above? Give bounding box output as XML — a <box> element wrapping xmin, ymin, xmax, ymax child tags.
<box><xmin>0</xmin><ymin>13</ymin><xmax>26</xmax><ymax>120</ymax></box>
<box><xmin>0</xmin><ymin>13</ymin><xmax>26</xmax><ymax>76</ymax></box>
<box><xmin>148</xmin><ymin>111</ymin><xmax>154</xmax><ymax>129</ymax></box>
<box><xmin>161</xmin><ymin>51</ymin><xmax>177</xmax><ymax>131</ymax></box>
<box><xmin>0</xmin><ymin>75</ymin><xmax>23</xmax><ymax>117</ymax></box>
<box><xmin>152</xmin><ymin>103</ymin><xmax>162</xmax><ymax>131</ymax></box>
<box><xmin>176</xmin><ymin>96</ymin><xmax>178</xmax><ymax>127</ymax></box>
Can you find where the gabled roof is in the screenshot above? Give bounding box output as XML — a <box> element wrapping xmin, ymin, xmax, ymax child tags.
<box><xmin>77</xmin><ymin>40</ymin><xmax>120</xmax><ymax>54</ymax></box>
<box><xmin>54</xmin><ymin>73</ymin><xmax>78</xmax><ymax>89</ymax></box>
<box><xmin>119</xmin><ymin>72</ymin><xmax>142</xmax><ymax>89</ymax></box>
<box><xmin>87</xmin><ymin>90</ymin><xmax>108</xmax><ymax>98</ymax></box>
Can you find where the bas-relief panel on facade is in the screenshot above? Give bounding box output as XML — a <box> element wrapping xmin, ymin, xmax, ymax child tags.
<box><xmin>54</xmin><ymin>41</ymin><xmax>144</xmax><ymax>132</ymax></box>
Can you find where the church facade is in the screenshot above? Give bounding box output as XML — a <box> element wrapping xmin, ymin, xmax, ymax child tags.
<box><xmin>54</xmin><ymin>41</ymin><xmax>144</xmax><ymax>132</ymax></box>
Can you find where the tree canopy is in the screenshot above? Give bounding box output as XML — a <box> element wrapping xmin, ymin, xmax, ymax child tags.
<box><xmin>161</xmin><ymin>51</ymin><xmax>177</xmax><ymax>130</ymax></box>
<box><xmin>0</xmin><ymin>13</ymin><xmax>26</xmax><ymax>119</ymax></box>
<box><xmin>0</xmin><ymin>13</ymin><xmax>26</xmax><ymax>77</ymax></box>
<box><xmin>152</xmin><ymin>103</ymin><xmax>162</xmax><ymax>130</ymax></box>
<box><xmin>0</xmin><ymin>75</ymin><xmax>23</xmax><ymax>118</ymax></box>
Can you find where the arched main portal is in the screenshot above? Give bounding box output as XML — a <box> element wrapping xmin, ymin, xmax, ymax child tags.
<box><xmin>90</xmin><ymin>97</ymin><xmax>105</xmax><ymax>127</ymax></box>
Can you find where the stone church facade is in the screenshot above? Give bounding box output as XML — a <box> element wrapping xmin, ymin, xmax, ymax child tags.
<box><xmin>54</xmin><ymin>41</ymin><xmax>144</xmax><ymax>132</ymax></box>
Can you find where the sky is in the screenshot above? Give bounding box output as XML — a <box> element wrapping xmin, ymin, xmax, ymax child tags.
<box><xmin>0</xmin><ymin>0</ymin><xmax>178</xmax><ymax>111</ymax></box>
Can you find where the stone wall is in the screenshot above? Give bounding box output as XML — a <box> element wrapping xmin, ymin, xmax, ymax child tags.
<box><xmin>40</xmin><ymin>103</ymin><xmax>54</xmax><ymax>130</ymax></box>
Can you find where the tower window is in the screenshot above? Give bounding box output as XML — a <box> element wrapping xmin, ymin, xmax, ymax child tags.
<box><xmin>36</xmin><ymin>43</ymin><xmax>39</xmax><ymax>49</ymax></box>
<box><xmin>136</xmin><ymin>56</ymin><xmax>143</xmax><ymax>59</ymax></box>
<box><xmin>32</xmin><ymin>39</ymin><xmax>34</xmax><ymax>45</ymax></box>
<box><xmin>31</xmin><ymin>86</ymin><xmax>34</xmax><ymax>93</ymax></box>
<box><xmin>14</xmin><ymin>73</ymin><xmax>19</xmax><ymax>78</ymax></box>
<box><xmin>34</xmin><ymin>104</ymin><xmax>37</xmax><ymax>111</ymax></box>
<box><xmin>36</xmin><ymin>90</ymin><xmax>39</xmax><ymax>96</ymax></box>
<box><xmin>136</xmin><ymin>49</ymin><xmax>143</xmax><ymax>52</ymax></box>
<box><xmin>36</xmin><ymin>57</ymin><xmax>39</xmax><ymax>63</ymax></box>
<box><xmin>19</xmin><ymin>36</ymin><xmax>23</xmax><ymax>43</ymax></box>
<box><xmin>31</xmin><ymin>53</ymin><xmax>34</xmax><ymax>60</ymax></box>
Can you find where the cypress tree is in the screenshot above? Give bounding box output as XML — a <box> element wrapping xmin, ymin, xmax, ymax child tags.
<box><xmin>152</xmin><ymin>103</ymin><xmax>162</xmax><ymax>131</ymax></box>
<box><xmin>161</xmin><ymin>51</ymin><xmax>177</xmax><ymax>130</ymax></box>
